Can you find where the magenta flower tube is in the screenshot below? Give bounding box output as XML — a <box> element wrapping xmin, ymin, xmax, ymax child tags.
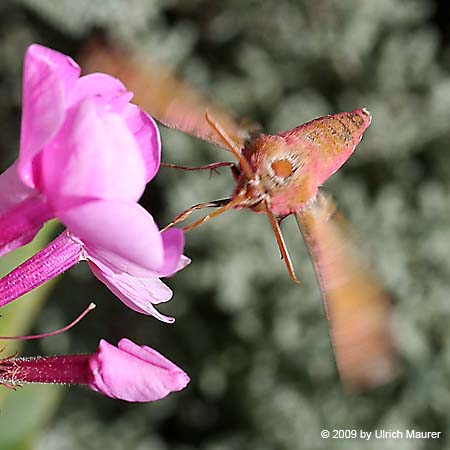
<box><xmin>0</xmin><ymin>231</ymin><xmax>82</xmax><ymax>308</ymax></box>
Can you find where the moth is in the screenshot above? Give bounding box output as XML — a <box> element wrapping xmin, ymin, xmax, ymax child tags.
<box><xmin>80</xmin><ymin>40</ymin><xmax>397</xmax><ymax>390</ymax></box>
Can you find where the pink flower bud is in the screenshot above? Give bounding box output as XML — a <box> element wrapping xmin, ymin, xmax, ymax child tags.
<box><xmin>0</xmin><ymin>339</ymin><xmax>189</xmax><ymax>403</ymax></box>
<box><xmin>88</xmin><ymin>339</ymin><xmax>190</xmax><ymax>402</ymax></box>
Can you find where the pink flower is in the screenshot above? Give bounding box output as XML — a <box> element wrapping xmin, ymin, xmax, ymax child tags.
<box><xmin>89</xmin><ymin>339</ymin><xmax>189</xmax><ymax>401</ymax></box>
<box><xmin>0</xmin><ymin>44</ymin><xmax>187</xmax><ymax>320</ymax></box>
<box><xmin>0</xmin><ymin>44</ymin><xmax>151</xmax><ymax>254</ymax></box>
<box><xmin>0</xmin><ymin>43</ymin><xmax>160</xmax><ymax>255</ymax></box>
<box><xmin>0</xmin><ymin>338</ymin><xmax>189</xmax><ymax>402</ymax></box>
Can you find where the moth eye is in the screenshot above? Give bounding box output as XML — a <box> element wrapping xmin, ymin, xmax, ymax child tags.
<box><xmin>271</xmin><ymin>159</ymin><xmax>293</xmax><ymax>179</ymax></box>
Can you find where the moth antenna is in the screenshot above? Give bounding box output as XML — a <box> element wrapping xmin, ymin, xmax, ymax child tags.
<box><xmin>205</xmin><ymin>111</ymin><xmax>254</xmax><ymax>180</ymax></box>
<box><xmin>160</xmin><ymin>161</ymin><xmax>236</xmax><ymax>172</ymax></box>
<box><xmin>0</xmin><ymin>303</ymin><xmax>96</xmax><ymax>341</ymax></box>
<box><xmin>265</xmin><ymin>201</ymin><xmax>300</xmax><ymax>284</ymax></box>
<box><xmin>182</xmin><ymin>191</ymin><xmax>247</xmax><ymax>232</ymax></box>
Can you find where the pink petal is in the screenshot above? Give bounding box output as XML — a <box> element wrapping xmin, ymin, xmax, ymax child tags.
<box><xmin>59</xmin><ymin>199</ymin><xmax>165</xmax><ymax>275</ymax></box>
<box><xmin>68</xmin><ymin>73</ymin><xmax>133</xmax><ymax>111</ymax></box>
<box><xmin>126</xmin><ymin>230</ymin><xmax>188</xmax><ymax>279</ymax></box>
<box><xmin>117</xmin><ymin>339</ymin><xmax>184</xmax><ymax>371</ymax></box>
<box><xmin>0</xmin><ymin>162</ymin><xmax>53</xmax><ymax>256</ymax></box>
<box><xmin>0</xmin><ymin>227</ymin><xmax>41</xmax><ymax>258</ymax></box>
<box><xmin>26</xmin><ymin>45</ymin><xmax>80</xmax><ymax>96</ymax></box>
<box><xmin>0</xmin><ymin>162</ymin><xmax>37</xmax><ymax>215</ymax></box>
<box><xmin>41</xmin><ymin>98</ymin><xmax>147</xmax><ymax>206</ymax></box>
<box><xmin>0</xmin><ymin>196</ymin><xmax>52</xmax><ymax>258</ymax></box>
<box><xmin>123</xmin><ymin>104</ymin><xmax>161</xmax><ymax>182</ymax></box>
<box><xmin>19</xmin><ymin>44</ymin><xmax>80</xmax><ymax>188</ymax></box>
<box><xmin>88</xmin><ymin>339</ymin><xmax>189</xmax><ymax>402</ymax></box>
<box><xmin>176</xmin><ymin>255</ymin><xmax>192</xmax><ymax>272</ymax></box>
<box><xmin>159</xmin><ymin>228</ymin><xmax>186</xmax><ymax>277</ymax></box>
<box><xmin>88</xmin><ymin>257</ymin><xmax>175</xmax><ymax>322</ymax></box>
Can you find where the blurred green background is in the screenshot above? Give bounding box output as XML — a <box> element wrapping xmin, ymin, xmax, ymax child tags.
<box><xmin>1</xmin><ymin>0</ymin><xmax>450</xmax><ymax>449</ymax></box>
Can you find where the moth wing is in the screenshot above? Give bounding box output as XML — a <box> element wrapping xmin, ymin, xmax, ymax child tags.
<box><xmin>296</xmin><ymin>192</ymin><xmax>397</xmax><ymax>391</ymax></box>
<box><xmin>78</xmin><ymin>40</ymin><xmax>253</xmax><ymax>150</ymax></box>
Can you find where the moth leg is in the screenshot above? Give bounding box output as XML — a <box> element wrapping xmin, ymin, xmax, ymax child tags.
<box><xmin>0</xmin><ymin>351</ymin><xmax>18</xmax><ymax>362</ymax></box>
<box><xmin>182</xmin><ymin>191</ymin><xmax>247</xmax><ymax>232</ymax></box>
<box><xmin>162</xmin><ymin>198</ymin><xmax>232</xmax><ymax>232</ymax></box>
<box><xmin>1</xmin><ymin>380</ymin><xmax>19</xmax><ymax>391</ymax></box>
<box><xmin>161</xmin><ymin>161</ymin><xmax>236</xmax><ymax>176</ymax></box>
<box><xmin>265</xmin><ymin>202</ymin><xmax>300</xmax><ymax>284</ymax></box>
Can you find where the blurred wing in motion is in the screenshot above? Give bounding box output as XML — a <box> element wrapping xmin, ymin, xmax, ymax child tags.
<box><xmin>296</xmin><ymin>192</ymin><xmax>397</xmax><ymax>390</ymax></box>
<box><xmin>78</xmin><ymin>40</ymin><xmax>253</xmax><ymax>150</ymax></box>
